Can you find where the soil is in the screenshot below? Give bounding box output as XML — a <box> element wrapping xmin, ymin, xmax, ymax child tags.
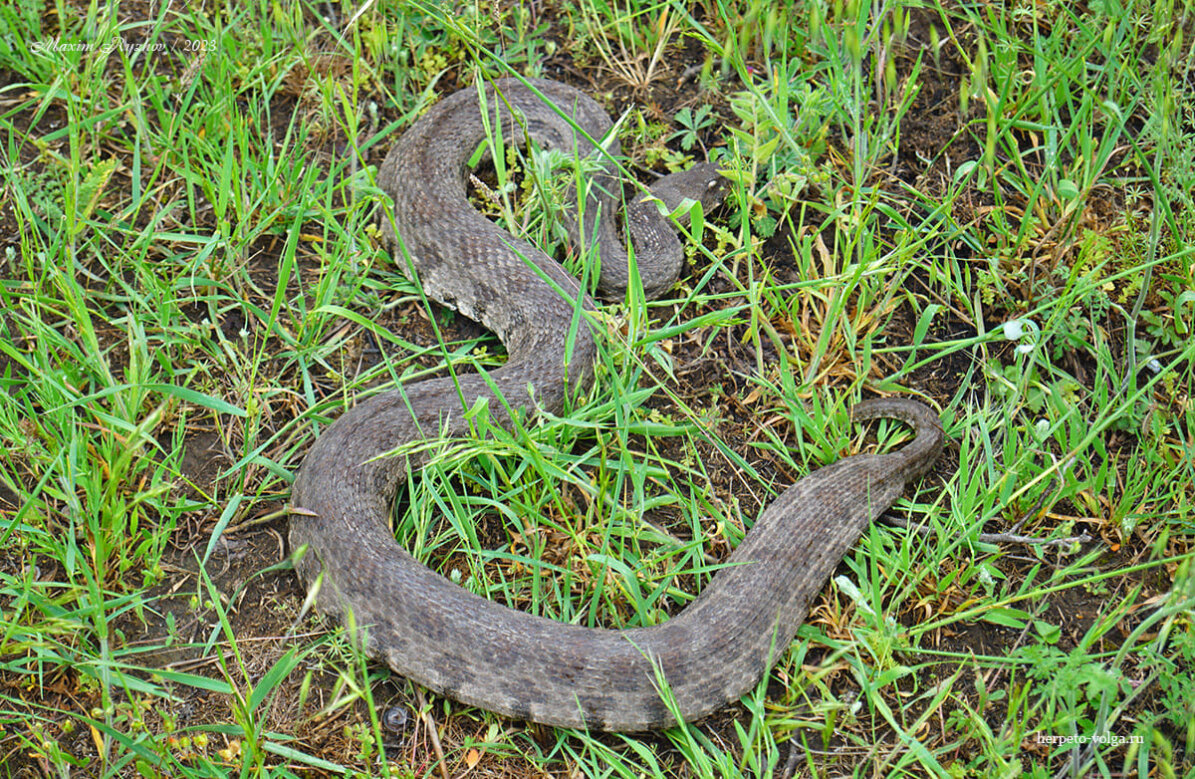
<box><xmin>0</xmin><ymin>2</ymin><xmax>1185</xmax><ymax>776</ymax></box>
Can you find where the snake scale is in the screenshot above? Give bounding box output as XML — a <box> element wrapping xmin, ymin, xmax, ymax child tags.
<box><xmin>289</xmin><ymin>77</ymin><xmax>944</xmax><ymax>731</ymax></box>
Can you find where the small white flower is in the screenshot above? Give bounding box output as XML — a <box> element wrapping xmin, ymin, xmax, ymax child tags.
<box><xmin>1003</xmin><ymin>318</ymin><xmax>1039</xmax><ymax>354</ymax></box>
<box><xmin>1034</xmin><ymin>419</ymin><xmax>1050</xmax><ymax>440</ymax></box>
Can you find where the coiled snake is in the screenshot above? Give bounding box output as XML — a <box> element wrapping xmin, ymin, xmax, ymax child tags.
<box><xmin>289</xmin><ymin>77</ymin><xmax>944</xmax><ymax>731</ymax></box>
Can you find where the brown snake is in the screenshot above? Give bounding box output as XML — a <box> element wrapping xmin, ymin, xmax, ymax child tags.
<box><xmin>289</xmin><ymin>77</ymin><xmax>945</xmax><ymax>731</ymax></box>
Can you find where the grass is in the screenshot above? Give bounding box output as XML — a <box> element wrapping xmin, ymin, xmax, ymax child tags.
<box><xmin>0</xmin><ymin>0</ymin><xmax>1193</xmax><ymax>775</ymax></box>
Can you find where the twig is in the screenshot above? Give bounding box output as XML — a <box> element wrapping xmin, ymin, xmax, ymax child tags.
<box><xmin>416</xmin><ymin>687</ymin><xmax>450</xmax><ymax>779</ymax></box>
<box><xmin>969</xmin><ymin>528</ymin><xmax>1093</xmax><ymax>548</ymax></box>
<box><xmin>998</xmin><ymin>473</ymin><xmax>1057</xmax><ymax>537</ymax></box>
<box><xmin>779</xmin><ymin>738</ymin><xmax>801</xmax><ymax>779</ymax></box>
<box><xmin>882</xmin><ymin>515</ymin><xmax>1093</xmax><ymax>549</ymax></box>
<box><xmin>885</xmin><ymin>473</ymin><xmax>1091</xmax><ymax>548</ymax></box>
<box><xmin>224</xmin><ymin>506</ymin><xmax>292</xmax><ymax>533</ymax></box>
<box><xmin>676</xmin><ymin>63</ymin><xmax>704</xmax><ymax>87</ymax></box>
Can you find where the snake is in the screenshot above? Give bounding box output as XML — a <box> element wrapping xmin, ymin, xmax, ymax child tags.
<box><xmin>289</xmin><ymin>77</ymin><xmax>945</xmax><ymax>732</ymax></box>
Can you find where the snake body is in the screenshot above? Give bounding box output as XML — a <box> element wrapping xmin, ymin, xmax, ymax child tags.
<box><xmin>289</xmin><ymin>78</ymin><xmax>944</xmax><ymax>731</ymax></box>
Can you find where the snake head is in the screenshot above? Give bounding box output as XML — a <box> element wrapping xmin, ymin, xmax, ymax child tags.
<box><xmin>649</xmin><ymin>162</ymin><xmax>729</xmax><ymax>218</ymax></box>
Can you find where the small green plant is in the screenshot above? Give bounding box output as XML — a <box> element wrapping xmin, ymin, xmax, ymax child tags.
<box><xmin>670</xmin><ymin>104</ymin><xmax>716</xmax><ymax>151</ymax></box>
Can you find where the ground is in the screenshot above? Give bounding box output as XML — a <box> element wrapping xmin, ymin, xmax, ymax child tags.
<box><xmin>0</xmin><ymin>0</ymin><xmax>1192</xmax><ymax>777</ymax></box>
